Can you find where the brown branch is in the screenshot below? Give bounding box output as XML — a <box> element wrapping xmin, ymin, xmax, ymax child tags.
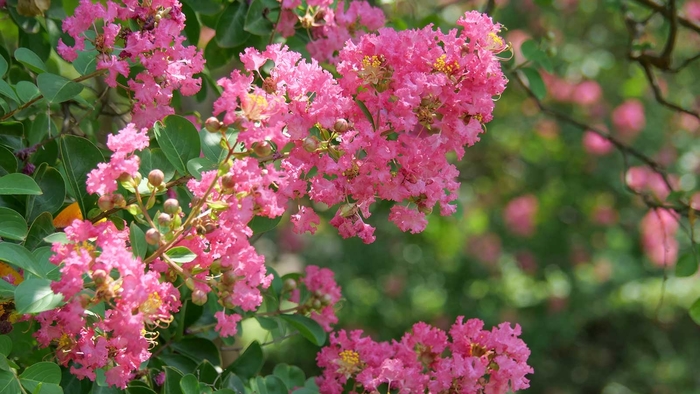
<box><xmin>639</xmin><ymin>62</ymin><xmax>700</xmax><ymax>118</ymax></box>
<box><xmin>631</xmin><ymin>0</ymin><xmax>700</xmax><ymax>34</ymax></box>
<box><xmin>510</xmin><ymin>70</ymin><xmax>700</xmax><ymax>218</ymax></box>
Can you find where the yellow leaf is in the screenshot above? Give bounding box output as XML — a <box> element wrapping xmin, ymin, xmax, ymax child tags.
<box><xmin>0</xmin><ymin>261</ymin><xmax>23</xmax><ymax>285</ymax></box>
<box><xmin>53</xmin><ymin>201</ymin><xmax>83</xmax><ymax>229</ymax></box>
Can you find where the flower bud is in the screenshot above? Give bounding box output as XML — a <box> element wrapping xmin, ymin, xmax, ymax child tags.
<box><xmin>112</xmin><ymin>193</ymin><xmax>126</xmax><ymax>208</ymax></box>
<box><xmin>157</xmin><ymin>212</ymin><xmax>172</xmax><ymax>227</ymax></box>
<box><xmin>302</xmin><ymin>136</ymin><xmax>319</xmax><ymax>153</ymax></box>
<box><xmin>92</xmin><ymin>269</ymin><xmax>108</xmax><ymax>285</ymax></box>
<box><xmin>210</xmin><ymin>260</ymin><xmax>222</xmax><ymax>274</ymax></box>
<box><xmin>185</xmin><ymin>277</ymin><xmax>195</xmax><ymax>291</ymax></box>
<box><xmin>220</xmin><ymin>174</ymin><xmax>235</xmax><ymax>190</ymax></box>
<box><xmin>222</xmin><ymin>295</ymin><xmax>236</xmax><ymax>309</ymax></box>
<box><xmin>334</xmin><ymin>119</ymin><xmax>349</xmax><ymax>133</ymax></box>
<box><xmin>191</xmin><ymin>290</ymin><xmax>208</xmax><ymax>306</ymax></box>
<box><xmin>312</xmin><ymin>299</ymin><xmax>322</xmax><ymax>309</ymax></box>
<box><xmin>148</xmin><ymin>169</ymin><xmax>164</xmax><ymax>187</ymax></box>
<box><xmin>163</xmin><ymin>198</ymin><xmax>179</xmax><ymax>214</ymax></box>
<box><xmin>222</xmin><ymin>270</ymin><xmax>237</xmax><ymax>284</ymax></box>
<box><xmin>205</xmin><ymin>117</ymin><xmax>222</xmax><ymax>133</ymax></box>
<box><xmin>145</xmin><ymin>228</ymin><xmax>161</xmax><ymax>245</ymax></box>
<box><xmin>118</xmin><ymin>172</ymin><xmax>132</xmax><ymax>183</ymax></box>
<box><xmin>253</xmin><ymin>141</ymin><xmax>273</xmax><ymax>157</ymax></box>
<box><xmin>321</xmin><ymin>294</ymin><xmax>333</xmax><ymax>305</ymax></box>
<box><xmin>283</xmin><ymin>278</ymin><xmax>297</xmax><ymax>292</ymax></box>
<box><xmin>132</xmin><ymin>171</ymin><xmax>142</xmax><ymax>185</ymax></box>
<box><xmin>98</xmin><ymin>195</ymin><xmax>114</xmax><ymax>211</ymax></box>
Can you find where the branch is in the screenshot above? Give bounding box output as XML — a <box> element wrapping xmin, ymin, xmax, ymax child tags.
<box><xmin>509</xmin><ymin>70</ymin><xmax>700</xmax><ymax>218</ymax></box>
<box><xmin>0</xmin><ymin>69</ymin><xmax>107</xmax><ymax>121</ymax></box>
<box><xmin>631</xmin><ymin>0</ymin><xmax>700</xmax><ymax>35</ymax></box>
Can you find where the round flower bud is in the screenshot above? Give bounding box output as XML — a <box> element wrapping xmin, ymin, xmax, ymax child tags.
<box><xmin>112</xmin><ymin>193</ymin><xmax>126</xmax><ymax>208</ymax></box>
<box><xmin>118</xmin><ymin>172</ymin><xmax>132</xmax><ymax>183</ymax></box>
<box><xmin>302</xmin><ymin>136</ymin><xmax>319</xmax><ymax>153</ymax></box>
<box><xmin>283</xmin><ymin>278</ymin><xmax>297</xmax><ymax>292</ymax></box>
<box><xmin>321</xmin><ymin>294</ymin><xmax>333</xmax><ymax>305</ymax></box>
<box><xmin>157</xmin><ymin>212</ymin><xmax>172</xmax><ymax>227</ymax></box>
<box><xmin>220</xmin><ymin>174</ymin><xmax>235</xmax><ymax>190</ymax></box>
<box><xmin>98</xmin><ymin>195</ymin><xmax>114</xmax><ymax>211</ymax></box>
<box><xmin>334</xmin><ymin>119</ymin><xmax>350</xmax><ymax>133</ymax></box>
<box><xmin>191</xmin><ymin>290</ymin><xmax>208</xmax><ymax>306</ymax></box>
<box><xmin>185</xmin><ymin>277</ymin><xmax>195</xmax><ymax>291</ymax></box>
<box><xmin>145</xmin><ymin>228</ymin><xmax>161</xmax><ymax>245</ymax></box>
<box><xmin>163</xmin><ymin>198</ymin><xmax>180</xmax><ymax>214</ymax></box>
<box><xmin>148</xmin><ymin>169</ymin><xmax>164</xmax><ymax>187</ymax></box>
<box><xmin>92</xmin><ymin>269</ymin><xmax>108</xmax><ymax>285</ymax></box>
<box><xmin>312</xmin><ymin>299</ymin><xmax>322</xmax><ymax>309</ymax></box>
<box><xmin>205</xmin><ymin>117</ymin><xmax>222</xmax><ymax>133</ymax></box>
<box><xmin>131</xmin><ymin>172</ymin><xmax>143</xmax><ymax>186</ymax></box>
<box><xmin>253</xmin><ymin>141</ymin><xmax>272</xmax><ymax>157</ymax></box>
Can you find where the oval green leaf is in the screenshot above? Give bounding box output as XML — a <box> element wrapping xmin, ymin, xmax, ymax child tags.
<box><xmin>14</xmin><ymin>48</ymin><xmax>47</xmax><ymax>74</ymax></box>
<box><xmin>14</xmin><ymin>278</ymin><xmax>64</xmax><ymax>314</ymax></box>
<box><xmin>154</xmin><ymin>115</ymin><xmax>201</xmax><ymax>175</ymax></box>
<box><xmin>279</xmin><ymin>314</ymin><xmax>327</xmax><ymax>346</ymax></box>
<box><xmin>37</xmin><ymin>73</ymin><xmax>84</xmax><ymax>104</ymax></box>
<box><xmin>0</xmin><ymin>173</ymin><xmax>42</xmax><ymax>195</ymax></box>
<box><xmin>0</xmin><ymin>207</ymin><xmax>27</xmax><ymax>241</ymax></box>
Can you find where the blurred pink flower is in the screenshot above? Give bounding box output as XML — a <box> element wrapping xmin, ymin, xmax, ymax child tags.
<box><xmin>582</xmin><ymin>131</ymin><xmax>613</xmax><ymax>155</ymax></box>
<box><xmin>572</xmin><ymin>81</ymin><xmax>602</xmax><ymax>106</ymax></box>
<box><xmin>640</xmin><ymin>209</ymin><xmax>679</xmax><ymax>267</ymax></box>
<box><xmin>503</xmin><ymin>194</ymin><xmax>538</xmax><ymax>237</ymax></box>
<box><xmin>612</xmin><ymin>100</ymin><xmax>645</xmax><ymax>138</ymax></box>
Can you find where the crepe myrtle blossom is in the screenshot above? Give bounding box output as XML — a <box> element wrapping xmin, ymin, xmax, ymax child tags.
<box><xmin>213</xmin><ymin>11</ymin><xmax>508</xmax><ymax>242</ymax></box>
<box><xmin>57</xmin><ymin>0</ymin><xmax>204</xmax><ymax>128</ymax></box>
<box><xmin>316</xmin><ymin>317</ymin><xmax>533</xmax><ymax>394</ymax></box>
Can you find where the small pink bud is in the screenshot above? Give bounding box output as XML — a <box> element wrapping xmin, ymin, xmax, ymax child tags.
<box><xmin>145</xmin><ymin>228</ymin><xmax>161</xmax><ymax>245</ymax></box>
<box><xmin>148</xmin><ymin>169</ymin><xmax>165</xmax><ymax>187</ymax></box>
<box><xmin>205</xmin><ymin>117</ymin><xmax>222</xmax><ymax>133</ymax></box>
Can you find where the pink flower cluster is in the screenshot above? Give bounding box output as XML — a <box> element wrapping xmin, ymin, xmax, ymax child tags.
<box><xmin>213</xmin><ymin>11</ymin><xmax>507</xmax><ymax>242</ymax></box>
<box><xmin>274</xmin><ymin>1</ymin><xmax>385</xmax><ymax>64</ymax></box>
<box><xmin>542</xmin><ymin>73</ymin><xmax>602</xmax><ymax>106</ymax></box>
<box><xmin>612</xmin><ymin>99</ymin><xmax>646</xmax><ymax>140</ymax></box>
<box><xmin>57</xmin><ymin>0</ymin><xmax>205</xmax><ymax>128</ymax></box>
<box><xmin>316</xmin><ymin>317</ymin><xmax>533</xmax><ymax>394</ymax></box>
<box><xmin>625</xmin><ymin>166</ymin><xmax>675</xmax><ymax>201</ymax></box>
<box><xmin>640</xmin><ymin>208</ymin><xmax>679</xmax><ymax>267</ymax></box>
<box><xmin>288</xmin><ymin>265</ymin><xmax>343</xmax><ymax>331</ymax></box>
<box><xmin>36</xmin><ymin>220</ymin><xmax>180</xmax><ymax>388</ymax></box>
<box><xmin>582</xmin><ymin>130</ymin><xmax>614</xmax><ymax>156</ymax></box>
<box><xmin>86</xmin><ymin>123</ymin><xmax>149</xmax><ymax>195</ymax></box>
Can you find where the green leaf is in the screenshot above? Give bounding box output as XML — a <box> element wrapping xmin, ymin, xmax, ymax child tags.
<box><xmin>254</xmin><ymin>375</ymin><xmax>288</xmax><ymax>394</ymax></box>
<box><xmin>355</xmin><ymin>100</ymin><xmax>375</xmax><ymax>131</ymax></box>
<box><xmin>25</xmin><ymin>212</ymin><xmax>55</xmax><ymax>251</ymax></box>
<box><xmin>179</xmin><ymin>374</ymin><xmax>199</xmax><ymax>394</ymax></box>
<box><xmin>181</xmin><ymin>2</ymin><xmax>201</xmax><ymax>46</ymax></box>
<box><xmin>163</xmin><ymin>366</ymin><xmax>184</xmax><ymax>394</ymax></box>
<box><xmin>127</xmin><ymin>381</ymin><xmax>157</xmax><ymax>394</ymax></box>
<box><xmin>200</xmin><ymin>130</ymin><xmax>226</xmax><ymax>163</ymax></box>
<box><xmin>0</xmin><ymin>369</ymin><xmax>22</xmax><ymax>394</ymax></box>
<box><xmin>690</xmin><ymin>297</ymin><xmax>700</xmax><ymax>325</ymax></box>
<box><xmin>187</xmin><ymin>158</ymin><xmax>217</xmax><ymax>181</ymax></box>
<box><xmin>154</xmin><ymin>116</ymin><xmax>201</xmax><ymax>175</ymax></box>
<box><xmin>279</xmin><ymin>314</ymin><xmax>326</xmax><ymax>346</ymax></box>
<box><xmin>194</xmin><ymin>360</ymin><xmax>218</xmax><ymax>385</ymax></box>
<box><xmin>291</xmin><ymin>378</ymin><xmax>319</xmax><ymax>394</ymax></box>
<box><xmin>59</xmin><ymin>135</ymin><xmax>104</xmax><ymax>218</ymax></box>
<box><xmin>676</xmin><ymin>251</ymin><xmax>699</xmax><ymax>277</ymax></box>
<box><xmin>520</xmin><ymin>40</ymin><xmax>553</xmax><ymax>74</ymax></box>
<box><xmin>165</xmin><ymin>246</ymin><xmax>197</xmax><ymax>264</ymax></box>
<box><xmin>224</xmin><ymin>341</ymin><xmax>263</xmax><ymax>380</ymax></box>
<box><xmin>14</xmin><ymin>48</ymin><xmax>47</xmax><ymax>74</ymax></box>
<box><xmin>14</xmin><ymin>278</ymin><xmax>64</xmax><ymax>314</ymax></box>
<box><xmin>15</xmin><ymin>81</ymin><xmax>40</xmax><ymax>103</ymax></box>
<box><xmin>0</xmin><ymin>207</ymin><xmax>27</xmax><ymax>241</ymax></box>
<box><xmin>137</xmin><ymin>148</ymin><xmax>175</xmax><ymax>183</ymax></box>
<box><xmin>0</xmin><ymin>80</ymin><xmax>19</xmax><ymax>103</ymax></box>
<box><xmin>0</xmin><ymin>55</ymin><xmax>7</xmax><ymax>78</ymax></box>
<box><xmin>216</xmin><ymin>2</ymin><xmax>251</xmax><ymax>48</ymax></box>
<box><xmin>37</xmin><ymin>73</ymin><xmax>84</xmax><ymax>104</ymax></box>
<box><xmin>0</xmin><ymin>173</ymin><xmax>42</xmax><ymax>195</ymax></box>
<box><xmin>221</xmin><ymin>374</ymin><xmax>245</xmax><ymax>394</ymax></box>
<box><xmin>0</xmin><ymin>336</ymin><xmax>12</xmax><ymax>356</ymax></box>
<box><xmin>244</xmin><ymin>0</ymin><xmax>279</xmax><ymax>36</ymax></box>
<box><xmin>0</xmin><ymin>146</ymin><xmax>18</xmax><ymax>176</ymax></box>
<box><xmin>26</xmin><ymin>164</ymin><xmax>66</xmax><ymax>222</ymax></box>
<box><xmin>249</xmin><ymin>216</ymin><xmax>282</xmax><ymax>235</ymax></box>
<box><xmin>33</xmin><ymin>246</ymin><xmax>60</xmax><ymax>281</ymax></box>
<box><xmin>19</xmin><ymin>361</ymin><xmax>61</xmax><ymax>393</ymax></box>
<box><xmin>0</xmin><ymin>280</ymin><xmax>16</xmax><ymax>300</ymax></box>
<box><xmin>521</xmin><ymin>67</ymin><xmax>547</xmax><ymax>100</ymax></box>
<box><xmin>130</xmin><ymin>223</ymin><xmax>147</xmax><ymax>260</ymax></box>
<box><xmin>43</xmin><ymin>232</ymin><xmax>68</xmax><ymax>244</ymax></box>
<box><xmin>0</xmin><ymin>241</ymin><xmax>49</xmax><ymax>279</ymax></box>
<box><xmin>157</xmin><ymin>354</ymin><xmax>198</xmax><ymax>375</ymax></box>
<box><xmin>171</xmin><ymin>338</ymin><xmax>220</xmax><ymax>365</ymax></box>
<box><xmin>273</xmin><ymin>364</ymin><xmax>305</xmax><ymax>390</ymax></box>
<box><xmin>73</xmin><ymin>49</ymin><xmax>98</xmax><ymax>75</ymax></box>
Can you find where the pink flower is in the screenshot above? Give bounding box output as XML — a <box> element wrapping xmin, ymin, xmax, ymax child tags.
<box><xmin>640</xmin><ymin>209</ymin><xmax>679</xmax><ymax>267</ymax></box>
<box><xmin>612</xmin><ymin>99</ymin><xmax>645</xmax><ymax>139</ymax></box>
<box><xmin>572</xmin><ymin>80</ymin><xmax>602</xmax><ymax>106</ymax></box>
<box><xmin>214</xmin><ymin>311</ymin><xmax>242</xmax><ymax>337</ymax></box>
<box><xmin>582</xmin><ymin>131</ymin><xmax>613</xmax><ymax>155</ymax></box>
<box><xmin>388</xmin><ymin>205</ymin><xmax>428</xmax><ymax>234</ymax></box>
<box><xmin>503</xmin><ymin>194</ymin><xmax>538</xmax><ymax>237</ymax></box>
